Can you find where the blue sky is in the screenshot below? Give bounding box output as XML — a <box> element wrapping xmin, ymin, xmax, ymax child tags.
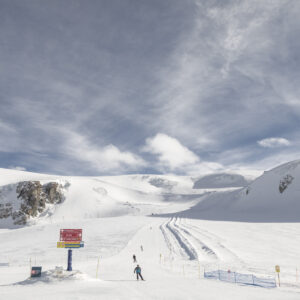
<box><xmin>0</xmin><ymin>0</ymin><xmax>300</xmax><ymax>175</ymax></box>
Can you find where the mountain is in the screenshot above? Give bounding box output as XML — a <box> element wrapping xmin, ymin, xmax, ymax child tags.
<box><xmin>174</xmin><ymin>160</ymin><xmax>300</xmax><ymax>222</ymax></box>
<box><xmin>0</xmin><ymin>169</ymin><xmax>209</xmax><ymax>228</ymax></box>
<box><xmin>193</xmin><ymin>173</ymin><xmax>250</xmax><ymax>189</ymax></box>
<box><xmin>2</xmin><ymin>159</ymin><xmax>298</xmax><ymax>226</ymax></box>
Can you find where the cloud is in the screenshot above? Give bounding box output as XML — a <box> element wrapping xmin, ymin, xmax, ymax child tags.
<box><xmin>0</xmin><ymin>1</ymin><xmax>300</xmax><ymax>175</ymax></box>
<box><xmin>148</xmin><ymin>0</ymin><xmax>300</xmax><ymax>158</ymax></box>
<box><xmin>142</xmin><ymin>133</ymin><xmax>224</xmax><ymax>174</ymax></box>
<box><xmin>143</xmin><ymin>133</ymin><xmax>199</xmax><ymax>169</ymax></box>
<box><xmin>63</xmin><ymin>131</ymin><xmax>145</xmax><ymax>173</ymax></box>
<box><xmin>257</xmin><ymin>137</ymin><xmax>291</xmax><ymax>148</ymax></box>
<box><xmin>8</xmin><ymin>166</ymin><xmax>26</xmax><ymax>171</ymax></box>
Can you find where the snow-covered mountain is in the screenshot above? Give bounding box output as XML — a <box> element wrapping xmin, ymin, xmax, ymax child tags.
<box><xmin>1</xmin><ymin>160</ymin><xmax>300</xmax><ymax>226</ymax></box>
<box><xmin>193</xmin><ymin>173</ymin><xmax>250</xmax><ymax>189</ymax></box>
<box><xmin>0</xmin><ymin>169</ymin><xmax>208</xmax><ymax>228</ymax></box>
<box><xmin>176</xmin><ymin>160</ymin><xmax>300</xmax><ymax>222</ymax></box>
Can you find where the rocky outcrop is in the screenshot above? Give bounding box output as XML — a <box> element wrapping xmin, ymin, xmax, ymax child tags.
<box><xmin>0</xmin><ymin>181</ymin><xmax>66</xmax><ymax>225</ymax></box>
<box><xmin>149</xmin><ymin>178</ymin><xmax>177</xmax><ymax>190</ymax></box>
<box><xmin>279</xmin><ymin>174</ymin><xmax>294</xmax><ymax>193</ymax></box>
<box><xmin>0</xmin><ymin>203</ymin><xmax>12</xmax><ymax>218</ymax></box>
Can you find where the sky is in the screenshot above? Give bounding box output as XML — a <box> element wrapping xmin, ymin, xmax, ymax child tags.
<box><xmin>0</xmin><ymin>0</ymin><xmax>300</xmax><ymax>176</ymax></box>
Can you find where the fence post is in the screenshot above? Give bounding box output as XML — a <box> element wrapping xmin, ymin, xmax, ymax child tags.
<box><xmin>234</xmin><ymin>272</ymin><xmax>236</xmax><ymax>283</ymax></box>
<box><xmin>96</xmin><ymin>257</ymin><xmax>100</xmax><ymax>279</ymax></box>
<box><xmin>296</xmin><ymin>268</ymin><xmax>299</xmax><ymax>283</ymax></box>
<box><xmin>29</xmin><ymin>257</ymin><xmax>32</xmax><ymax>277</ymax></box>
<box><xmin>218</xmin><ymin>270</ymin><xmax>220</xmax><ymax>280</ymax></box>
<box><xmin>252</xmin><ymin>274</ymin><xmax>254</xmax><ymax>285</ymax></box>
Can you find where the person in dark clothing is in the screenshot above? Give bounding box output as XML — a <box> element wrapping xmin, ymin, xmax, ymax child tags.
<box><xmin>133</xmin><ymin>254</ymin><xmax>137</xmax><ymax>263</ymax></box>
<box><xmin>134</xmin><ymin>264</ymin><xmax>144</xmax><ymax>281</ymax></box>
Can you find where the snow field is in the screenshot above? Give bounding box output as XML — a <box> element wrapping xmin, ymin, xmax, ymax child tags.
<box><xmin>0</xmin><ymin>216</ymin><xmax>300</xmax><ymax>299</ymax></box>
<box><xmin>0</xmin><ymin>165</ymin><xmax>300</xmax><ymax>299</ymax></box>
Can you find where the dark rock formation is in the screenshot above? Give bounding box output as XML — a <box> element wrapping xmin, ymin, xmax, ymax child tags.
<box><xmin>0</xmin><ymin>181</ymin><xmax>65</xmax><ymax>225</ymax></box>
<box><xmin>149</xmin><ymin>178</ymin><xmax>177</xmax><ymax>190</ymax></box>
<box><xmin>279</xmin><ymin>174</ymin><xmax>294</xmax><ymax>193</ymax></box>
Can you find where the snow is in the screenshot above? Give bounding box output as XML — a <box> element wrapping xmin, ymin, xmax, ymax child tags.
<box><xmin>0</xmin><ymin>163</ymin><xmax>300</xmax><ymax>299</ymax></box>
<box><xmin>193</xmin><ymin>173</ymin><xmax>250</xmax><ymax>189</ymax></box>
<box><xmin>173</xmin><ymin>160</ymin><xmax>300</xmax><ymax>222</ymax></box>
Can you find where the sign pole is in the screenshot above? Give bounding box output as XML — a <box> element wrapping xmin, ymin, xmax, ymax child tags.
<box><xmin>67</xmin><ymin>249</ymin><xmax>72</xmax><ymax>271</ymax></box>
<box><xmin>275</xmin><ymin>265</ymin><xmax>280</xmax><ymax>287</ymax></box>
<box><xmin>58</xmin><ymin>229</ymin><xmax>83</xmax><ymax>271</ymax></box>
<box><xmin>96</xmin><ymin>257</ymin><xmax>100</xmax><ymax>279</ymax></box>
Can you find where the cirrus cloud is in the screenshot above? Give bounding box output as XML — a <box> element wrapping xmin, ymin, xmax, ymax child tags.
<box><xmin>257</xmin><ymin>137</ymin><xmax>291</xmax><ymax>148</ymax></box>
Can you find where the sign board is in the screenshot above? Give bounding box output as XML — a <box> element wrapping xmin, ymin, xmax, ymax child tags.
<box><xmin>57</xmin><ymin>241</ymin><xmax>84</xmax><ymax>248</ymax></box>
<box><xmin>31</xmin><ymin>266</ymin><xmax>42</xmax><ymax>278</ymax></box>
<box><xmin>60</xmin><ymin>229</ymin><xmax>82</xmax><ymax>242</ymax></box>
<box><xmin>275</xmin><ymin>265</ymin><xmax>280</xmax><ymax>273</ymax></box>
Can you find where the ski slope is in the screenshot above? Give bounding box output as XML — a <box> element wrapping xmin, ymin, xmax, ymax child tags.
<box><xmin>169</xmin><ymin>160</ymin><xmax>300</xmax><ymax>222</ymax></box>
<box><xmin>0</xmin><ymin>216</ymin><xmax>300</xmax><ymax>299</ymax></box>
<box><xmin>0</xmin><ymin>164</ymin><xmax>300</xmax><ymax>299</ymax></box>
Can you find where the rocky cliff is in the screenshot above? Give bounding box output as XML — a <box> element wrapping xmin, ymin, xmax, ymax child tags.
<box><xmin>0</xmin><ymin>181</ymin><xmax>66</xmax><ymax>225</ymax></box>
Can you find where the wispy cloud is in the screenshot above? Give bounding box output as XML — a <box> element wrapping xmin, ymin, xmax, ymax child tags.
<box><xmin>8</xmin><ymin>166</ymin><xmax>26</xmax><ymax>171</ymax></box>
<box><xmin>0</xmin><ymin>0</ymin><xmax>300</xmax><ymax>175</ymax></box>
<box><xmin>257</xmin><ymin>137</ymin><xmax>291</xmax><ymax>148</ymax></box>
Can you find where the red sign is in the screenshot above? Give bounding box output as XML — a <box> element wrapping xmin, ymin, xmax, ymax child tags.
<box><xmin>60</xmin><ymin>229</ymin><xmax>82</xmax><ymax>242</ymax></box>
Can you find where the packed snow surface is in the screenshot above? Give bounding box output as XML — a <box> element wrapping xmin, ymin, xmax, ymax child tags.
<box><xmin>0</xmin><ymin>163</ymin><xmax>299</xmax><ymax>299</ymax></box>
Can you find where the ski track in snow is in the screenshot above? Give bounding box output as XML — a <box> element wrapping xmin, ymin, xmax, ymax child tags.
<box><xmin>159</xmin><ymin>219</ymin><xmax>189</xmax><ymax>259</ymax></box>
<box><xmin>172</xmin><ymin>218</ymin><xmax>217</xmax><ymax>260</ymax></box>
<box><xmin>165</xmin><ymin>218</ymin><xmax>198</xmax><ymax>260</ymax></box>
<box><xmin>160</xmin><ymin>217</ymin><xmax>246</xmax><ymax>271</ymax></box>
<box><xmin>160</xmin><ymin>217</ymin><xmax>215</xmax><ymax>261</ymax></box>
<box><xmin>179</xmin><ymin>219</ymin><xmax>245</xmax><ymax>266</ymax></box>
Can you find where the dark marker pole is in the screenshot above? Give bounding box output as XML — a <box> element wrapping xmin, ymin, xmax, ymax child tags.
<box><xmin>67</xmin><ymin>249</ymin><xmax>72</xmax><ymax>271</ymax></box>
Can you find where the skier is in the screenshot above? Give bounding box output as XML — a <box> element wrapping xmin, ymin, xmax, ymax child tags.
<box><xmin>134</xmin><ymin>264</ymin><xmax>144</xmax><ymax>281</ymax></box>
<box><xmin>140</xmin><ymin>245</ymin><xmax>143</xmax><ymax>251</ymax></box>
<box><xmin>133</xmin><ymin>254</ymin><xmax>137</xmax><ymax>263</ymax></box>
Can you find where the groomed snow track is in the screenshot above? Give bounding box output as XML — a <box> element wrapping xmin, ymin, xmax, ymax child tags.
<box><xmin>160</xmin><ymin>217</ymin><xmax>244</xmax><ymax>268</ymax></box>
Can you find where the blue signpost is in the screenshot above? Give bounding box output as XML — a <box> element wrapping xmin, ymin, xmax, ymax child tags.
<box><xmin>58</xmin><ymin>229</ymin><xmax>83</xmax><ymax>271</ymax></box>
<box><xmin>67</xmin><ymin>249</ymin><xmax>72</xmax><ymax>271</ymax></box>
